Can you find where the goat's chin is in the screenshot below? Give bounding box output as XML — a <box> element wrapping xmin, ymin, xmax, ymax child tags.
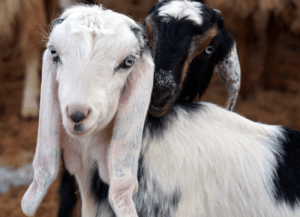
<box><xmin>63</xmin><ymin>117</ymin><xmax>98</xmax><ymax>137</ymax></box>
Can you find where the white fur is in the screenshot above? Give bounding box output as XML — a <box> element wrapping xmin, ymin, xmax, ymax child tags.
<box><xmin>158</xmin><ymin>0</ymin><xmax>203</xmax><ymax>24</ymax></box>
<box><xmin>140</xmin><ymin>102</ymin><xmax>300</xmax><ymax>217</ymax></box>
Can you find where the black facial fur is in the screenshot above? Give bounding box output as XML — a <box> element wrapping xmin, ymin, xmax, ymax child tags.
<box><xmin>273</xmin><ymin>127</ymin><xmax>300</xmax><ymax>208</ymax></box>
<box><xmin>145</xmin><ymin>0</ymin><xmax>235</xmax><ymax>117</ymax></box>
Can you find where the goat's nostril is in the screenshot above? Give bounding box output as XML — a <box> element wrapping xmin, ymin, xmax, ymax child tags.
<box><xmin>70</xmin><ymin>111</ymin><xmax>86</xmax><ymax>123</ymax></box>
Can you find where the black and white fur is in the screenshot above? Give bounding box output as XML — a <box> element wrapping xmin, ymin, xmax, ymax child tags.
<box><xmin>88</xmin><ymin>101</ymin><xmax>300</xmax><ymax>217</ymax></box>
<box><xmin>145</xmin><ymin>0</ymin><xmax>240</xmax><ymax>117</ymax></box>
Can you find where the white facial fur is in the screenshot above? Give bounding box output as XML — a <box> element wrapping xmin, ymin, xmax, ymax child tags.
<box><xmin>48</xmin><ymin>6</ymin><xmax>141</xmax><ymax>137</ymax></box>
<box><xmin>158</xmin><ymin>0</ymin><xmax>203</xmax><ymax>24</ymax></box>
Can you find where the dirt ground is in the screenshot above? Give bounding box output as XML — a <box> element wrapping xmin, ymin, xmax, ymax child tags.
<box><xmin>0</xmin><ymin>2</ymin><xmax>300</xmax><ymax>217</ymax></box>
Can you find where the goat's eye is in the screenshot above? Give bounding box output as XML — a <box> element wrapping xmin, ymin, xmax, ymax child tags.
<box><xmin>125</xmin><ymin>56</ymin><xmax>135</xmax><ymax>67</ymax></box>
<box><xmin>49</xmin><ymin>47</ymin><xmax>60</xmax><ymax>63</ymax></box>
<box><xmin>116</xmin><ymin>56</ymin><xmax>136</xmax><ymax>71</ymax></box>
<box><xmin>205</xmin><ymin>46</ymin><xmax>215</xmax><ymax>55</ymax></box>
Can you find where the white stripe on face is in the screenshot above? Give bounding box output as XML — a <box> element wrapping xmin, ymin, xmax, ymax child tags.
<box><xmin>158</xmin><ymin>0</ymin><xmax>203</xmax><ymax>24</ymax></box>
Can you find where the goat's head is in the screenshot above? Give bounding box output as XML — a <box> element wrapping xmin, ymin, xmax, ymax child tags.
<box><xmin>145</xmin><ymin>0</ymin><xmax>241</xmax><ymax>117</ymax></box>
<box><xmin>21</xmin><ymin>5</ymin><xmax>154</xmax><ymax>216</ymax></box>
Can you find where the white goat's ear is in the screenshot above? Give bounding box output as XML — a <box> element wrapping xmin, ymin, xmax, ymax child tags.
<box><xmin>108</xmin><ymin>50</ymin><xmax>154</xmax><ymax>216</ymax></box>
<box><xmin>22</xmin><ymin>50</ymin><xmax>61</xmax><ymax>216</ymax></box>
<box><xmin>215</xmin><ymin>42</ymin><xmax>241</xmax><ymax>111</ymax></box>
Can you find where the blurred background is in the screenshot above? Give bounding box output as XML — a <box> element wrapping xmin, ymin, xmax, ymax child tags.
<box><xmin>0</xmin><ymin>0</ymin><xmax>299</xmax><ymax>216</ymax></box>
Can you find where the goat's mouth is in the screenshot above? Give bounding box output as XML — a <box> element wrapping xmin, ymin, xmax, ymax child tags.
<box><xmin>66</xmin><ymin>123</ymin><xmax>92</xmax><ymax>136</ymax></box>
<box><xmin>63</xmin><ymin>117</ymin><xmax>96</xmax><ymax>136</ymax></box>
<box><xmin>148</xmin><ymin>105</ymin><xmax>168</xmax><ymax>117</ymax></box>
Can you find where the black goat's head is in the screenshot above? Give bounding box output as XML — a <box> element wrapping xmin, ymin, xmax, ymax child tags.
<box><xmin>144</xmin><ymin>0</ymin><xmax>240</xmax><ymax>117</ymax></box>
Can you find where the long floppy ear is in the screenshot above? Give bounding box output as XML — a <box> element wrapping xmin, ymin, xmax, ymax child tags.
<box><xmin>215</xmin><ymin>42</ymin><xmax>241</xmax><ymax>111</ymax></box>
<box><xmin>21</xmin><ymin>50</ymin><xmax>61</xmax><ymax>216</ymax></box>
<box><xmin>108</xmin><ymin>47</ymin><xmax>154</xmax><ymax>216</ymax></box>
<box><xmin>213</xmin><ymin>12</ymin><xmax>241</xmax><ymax>111</ymax></box>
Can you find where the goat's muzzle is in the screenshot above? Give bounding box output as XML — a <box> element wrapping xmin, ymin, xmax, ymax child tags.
<box><xmin>65</xmin><ymin>104</ymin><xmax>93</xmax><ymax>134</ymax></box>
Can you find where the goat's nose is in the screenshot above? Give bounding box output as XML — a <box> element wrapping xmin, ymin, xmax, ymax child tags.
<box><xmin>151</xmin><ymin>91</ymin><xmax>171</xmax><ymax>104</ymax></box>
<box><xmin>70</xmin><ymin>111</ymin><xmax>85</xmax><ymax>123</ymax></box>
<box><xmin>67</xmin><ymin>104</ymin><xmax>91</xmax><ymax>123</ymax></box>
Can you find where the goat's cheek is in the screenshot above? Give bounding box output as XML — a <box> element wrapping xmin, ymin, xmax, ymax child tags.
<box><xmin>96</xmin><ymin>91</ymin><xmax>120</xmax><ymax>130</ymax></box>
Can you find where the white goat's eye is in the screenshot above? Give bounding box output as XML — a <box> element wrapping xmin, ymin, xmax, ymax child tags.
<box><xmin>116</xmin><ymin>56</ymin><xmax>136</xmax><ymax>71</ymax></box>
<box><xmin>205</xmin><ymin>46</ymin><xmax>215</xmax><ymax>55</ymax></box>
<box><xmin>49</xmin><ymin>46</ymin><xmax>60</xmax><ymax>63</ymax></box>
<box><xmin>51</xmin><ymin>49</ymin><xmax>58</xmax><ymax>57</ymax></box>
<box><xmin>125</xmin><ymin>57</ymin><xmax>135</xmax><ymax>67</ymax></box>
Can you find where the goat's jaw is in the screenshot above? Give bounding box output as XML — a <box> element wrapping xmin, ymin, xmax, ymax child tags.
<box><xmin>148</xmin><ymin>105</ymin><xmax>168</xmax><ymax>117</ymax></box>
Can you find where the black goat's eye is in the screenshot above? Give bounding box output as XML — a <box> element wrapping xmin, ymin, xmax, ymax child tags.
<box><xmin>49</xmin><ymin>46</ymin><xmax>60</xmax><ymax>63</ymax></box>
<box><xmin>205</xmin><ymin>46</ymin><xmax>215</xmax><ymax>55</ymax></box>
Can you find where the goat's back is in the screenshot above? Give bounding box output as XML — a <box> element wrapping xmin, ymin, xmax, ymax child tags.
<box><xmin>135</xmin><ymin>103</ymin><xmax>300</xmax><ymax>217</ymax></box>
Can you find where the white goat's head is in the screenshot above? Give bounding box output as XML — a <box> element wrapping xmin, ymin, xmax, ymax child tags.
<box><xmin>21</xmin><ymin>5</ymin><xmax>154</xmax><ymax>216</ymax></box>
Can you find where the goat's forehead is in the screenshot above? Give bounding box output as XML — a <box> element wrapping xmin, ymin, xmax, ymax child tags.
<box><xmin>158</xmin><ymin>0</ymin><xmax>203</xmax><ymax>25</ymax></box>
<box><xmin>50</xmin><ymin>7</ymin><xmax>140</xmax><ymax>61</ymax></box>
<box><xmin>61</xmin><ymin>5</ymin><xmax>136</xmax><ymax>29</ymax></box>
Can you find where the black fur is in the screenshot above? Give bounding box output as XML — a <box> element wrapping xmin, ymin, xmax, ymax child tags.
<box><xmin>58</xmin><ymin>163</ymin><xmax>78</xmax><ymax>217</ymax></box>
<box><xmin>90</xmin><ymin>166</ymin><xmax>110</xmax><ymax>203</ymax></box>
<box><xmin>273</xmin><ymin>127</ymin><xmax>300</xmax><ymax>208</ymax></box>
<box><xmin>145</xmin><ymin>0</ymin><xmax>235</xmax><ymax>117</ymax></box>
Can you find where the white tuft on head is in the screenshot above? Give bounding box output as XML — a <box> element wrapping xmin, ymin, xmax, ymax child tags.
<box><xmin>158</xmin><ymin>0</ymin><xmax>203</xmax><ymax>24</ymax></box>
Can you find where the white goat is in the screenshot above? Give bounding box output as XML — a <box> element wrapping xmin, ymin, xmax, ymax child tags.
<box><xmin>22</xmin><ymin>5</ymin><xmax>300</xmax><ymax>217</ymax></box>
<box><xmin>22</xmin><ymin>5</ymin><xmax>153</xmax><ymax>217</ymax></box>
